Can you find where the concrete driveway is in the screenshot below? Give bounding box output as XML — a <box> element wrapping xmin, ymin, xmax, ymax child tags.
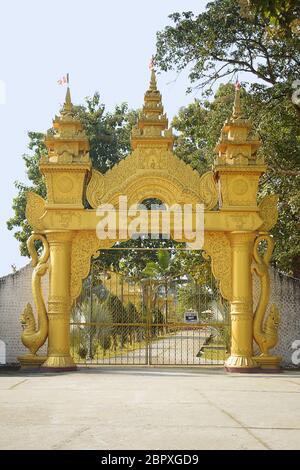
<box><xmin>0</xmin><ymin>367</ymin><xmax>300</xmax><ymax>450</ymax></box>
<box><xmin>99</xmin><ymin>330</ymin><xmax>211</xmax><ymax>366</ymax></box>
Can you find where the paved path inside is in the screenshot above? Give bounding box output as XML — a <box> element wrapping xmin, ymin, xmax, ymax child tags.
<box><xmin>1</xmin><ymin>367</ymin><xmax>300</xmax><ymax>450</ymax></box>
<box><xmin>100</xmin><ymin>330</ymin><xmax>214</xmax><ymax>365</ymax></box>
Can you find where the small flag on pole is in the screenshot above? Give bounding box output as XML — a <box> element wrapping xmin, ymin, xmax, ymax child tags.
<box><xmin>235</xmin><ymin>77</ymin><xmax>241</xmax><ymax>90</ymax></box>
<box><xmin>148</xmin><ymin>56</ymin><xmax>155</xmax><ymax>70</ymax></box>
<box><xmin>57</xmin><ymin>74</ymin><xmax>69</xmax><ymax>86</ymax></box>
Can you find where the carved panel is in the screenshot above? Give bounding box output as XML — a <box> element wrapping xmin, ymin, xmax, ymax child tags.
<box><xmin>258</xmin><ymin>194</ymin><xmax>279</xmax><ymax>232</ymax></box>
<box><xmin>203</xmin><ymin>232</ymin><xmax>232</xmax><ymax>301</ymax></box>
<box><xmin>70</xmin><ymin>232</ymin><xmax>113</xmax><ymax>302</ymax></box>
<box><xmin>26</xmin><ymin>192</ymin><xmax>46</xmax><ymax>231</ymax></box>
<box><xmin>219</xmin><ymin>173</ymin><xmax>260</xmax><ymax>207</ymax></box>
<box><xmin>86</xmin><ymin>148</ymin><xmax>218</xmax><ymax>210</ymax></box>
<box><xmin>86</xmin><ymin>170</ymin><xmax>104</xmax><ymax>208</ymax></box>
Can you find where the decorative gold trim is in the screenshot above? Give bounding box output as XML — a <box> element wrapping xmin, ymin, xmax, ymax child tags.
<box><xmin>25</xmin><ymin>192</ymin><xmax>46</xmax><ymax>231</ymax></box>
<box><xmin>203</xmin><ymin>232</ymin><xmax>232</xmax><ymax>301</ymax></box>
<box><xmin>258</xmin><ymin>194</ymin><xmax>279</xmax><ymax>232</ymax></box>
<box><xmin>70</xmin><ymin>232</ymin><xmax>113</xmax><ymax>302</ymax></box>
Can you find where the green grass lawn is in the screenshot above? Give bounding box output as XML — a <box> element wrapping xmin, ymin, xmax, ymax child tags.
<box><xmin>201</xmin><ymin>344</ymin><xmax>229</xmax><ymax>361</ymax></box>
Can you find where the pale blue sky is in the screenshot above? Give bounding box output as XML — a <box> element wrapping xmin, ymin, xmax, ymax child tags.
<box><xmin>0</xmin><ymin>0</ymin><xmax>243</xmax><ymax>276</ymax></box>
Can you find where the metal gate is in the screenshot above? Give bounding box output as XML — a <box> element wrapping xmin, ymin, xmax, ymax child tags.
<box><xmin>70</xmin><ymin>256</ymin><xmax>230</xmax><ymax>366</ymax></box>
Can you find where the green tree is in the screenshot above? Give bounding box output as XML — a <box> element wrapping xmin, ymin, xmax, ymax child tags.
<box><xmin>126</xmin><ymin>301</ymin><xmax>143</xmax><ymax>344</ymax></box>
<box><xmin>71</xmin><ymin>295</ymin><xmax>113</xmax><ymax>359</ymax></box>
<box><xmin>142</xmin><ymin>248</ymin><xmax>189</xmax><ymax>323</ymax></box>
<box><xmin>104</xmin><ymin>293</ymin><xmax>129</xmax><ymax>348</ymax></box>
<box><xmin>7</xmin><ymin>132</ymin><xmax>47</xmax><ymax>256</ymax></box>
<box><xmin>7</xmin><ymin>93</ymin><xmax>138</xmax><ymax>256</ymax></box>
<box><xmin>155</xmin><ymin>0</ymin><xmax>300</xmax><ymax>118</ymax></box>
<box><xmin>238</xmin><ymin>0</ymin><xmax>300</xmax><ymax>37</ymax></box>
<box><xmin>155</xmin><ymin>0</ymin><xmax>300</xmax><ymax>276</ymax></box>
<box><xmin>171</xmin><ymin>84</ymin><xmax>300</xmax><ymax>276</ymax></box>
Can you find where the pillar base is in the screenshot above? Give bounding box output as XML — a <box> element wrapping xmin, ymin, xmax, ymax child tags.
<box><xmin>225</xmin><ymin>354</ymin><xmax>259</xmax><ymax>373</ymax></box>
<box><xmin>254</xmin><ymin>354</ymin><xmax>282</xmax><ymax>370</ymax></box>
<box><xmin>18</xmin><ymin>354</ymin><xmax>47</xmax><ymax>368</ymax></box>
<box><xmin>41</xmin><ymin>355</ymin><xmax>77</xmax><ymax>372</ymax></box>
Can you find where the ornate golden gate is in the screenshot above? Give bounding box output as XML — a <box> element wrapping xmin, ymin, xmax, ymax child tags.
<box><xmin>70</xmin><ymin>254</ymin><xmax>230</xmax><ymax>366</ymax></box>
<box><xmin>20</xmin><ymin>69</ymin><xmax>281</xmax><ymax>373</ymax></box>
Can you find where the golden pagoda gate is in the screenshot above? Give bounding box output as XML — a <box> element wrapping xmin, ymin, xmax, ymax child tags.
<box><xmin>20</xmin><ymin>70</ymin><xmax>280</xmax><ymax>372</ymax></box>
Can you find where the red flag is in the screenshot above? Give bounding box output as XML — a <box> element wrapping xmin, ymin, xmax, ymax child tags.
<box><xmin>148</xmin><ymin>56</ymin><xmax>155</xmax><ymax>70</ymax></box>
<box><xmin>235</xmin><ymin>78</ymin><xmax>241</xmax><ymax>90</ymax></box>
<box><xmin>57</xmin><ymin>74</ymin><xmax>69</xmax><ymax>86</ymax></box>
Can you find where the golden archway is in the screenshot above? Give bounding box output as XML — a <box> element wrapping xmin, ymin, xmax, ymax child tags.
<box><xmin>22</xmin><ymin>71</ymin><xmax>280</xmax><ymax>372</ymax></box>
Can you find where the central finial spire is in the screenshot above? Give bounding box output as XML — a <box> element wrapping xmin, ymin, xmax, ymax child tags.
<box><xmin>149</xmin><ymin>69</ymin><xmax>157</xmax><ymax>92</ymax></box>
<box><xmin>232</xmin><ymin>80</ymin><xmax>243</xmax><ymax>119</ymax></box>
<box><xmin>148</xmin><ymin>56</ymin><xmax>157</xmax><ymax>92</ymax></box>
<box><xmin>63</xmin><ymin>86</ymin><xmax>72</xmax><ymax>112</ymax></box>
<box><xmin>130</xmin><ymin>62</ymin><xmax>173</xmax><ymax>150</ymax></box>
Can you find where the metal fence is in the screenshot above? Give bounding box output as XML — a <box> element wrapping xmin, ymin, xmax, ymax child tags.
<box><xmin>70</xmin><ymin>255</ymin><xmax>230</xmax><ymax>366</ymax></box>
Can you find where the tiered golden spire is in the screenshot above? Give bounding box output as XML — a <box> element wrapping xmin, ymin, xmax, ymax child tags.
<box><xmin>215</xmin><ymin>83</ymin><xmax>261</xmax><ymax>166</ymax></box>
<box><xmin>40</xmin><ymin>84</ymin><xmax>91</xmax><ymax>209</ymax></box>
<box><xmin>42</xmin><ymin>86</ymin><xmax>90</xmax><ymax>165</ymax></box>
<box><xmin>131</xmin><ymin>68</ymin><xmax>173</xmax><ymax>150</ymax></box>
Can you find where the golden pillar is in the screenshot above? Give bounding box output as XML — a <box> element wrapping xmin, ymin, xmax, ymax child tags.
<box><xmin>41</xmin><ymin>231</ymin><xmax>76</xmax><ymax>371</ymax></box>
<box><xmin>38</xmin><ymin>86</ymin><xmax>90</xmax><ymax>370</ymax></box>
<box><xmin>214</xmin><ymin>83</ymin><xmax>272</xmax><ymax>372</ymax></box>
<box><xmin>225</xmin><ymin>232</ymin><xmax>258</xmax><ymax>371</ymax></box>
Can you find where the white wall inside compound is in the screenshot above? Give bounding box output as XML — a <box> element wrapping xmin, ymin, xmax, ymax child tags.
<box><xmin>253</xmin><ymin>267</ymin><xmax>300</xmax><ymax>368</ymax></box>
<box><xmin>0</xmin><ymin>339</ymin><xmax>6</xmax><ymax>364</ymax></box>
<box><xmin>0</xmin><ymin>264</ymin><xmax>48</xmax><ymax>364</ymax></box>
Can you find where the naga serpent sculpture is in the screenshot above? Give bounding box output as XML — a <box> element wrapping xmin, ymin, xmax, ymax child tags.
<box><xmin>20</xmin><ymin>234</ymin><xmax>49</xmax><ymax>356</ymax></box>
<box><xmin>252</xmin><ymin>234</ymin><xmax>280</xmax><ymax>356</ymax></box>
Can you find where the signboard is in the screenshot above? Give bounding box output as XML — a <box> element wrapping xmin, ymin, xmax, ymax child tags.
<box><xmin>184</xmin><ymin>310</ymin><xmax>199</xmax><ymax>323</ymax></box>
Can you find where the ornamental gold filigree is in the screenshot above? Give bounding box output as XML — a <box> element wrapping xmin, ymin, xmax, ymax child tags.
<box><xmin>25</xmin><ymin>192</ymin><xmax>46</xmax><ymax>231</ymax></box>
<box><xmin>86</xmin><ymin>151</ymin><xmax>218</xmax><ymax>210</ymax></box>
<box><xmin>86</xmin><ymin>169</ymin><xmax>105</xmax><ymax>208</ymax></box>
<box><xmin>70</xmin><ymin>232</ymin><xmax>113</xmax><ymax>302</ymax></box>
<box><xmin>258</xmin><ymin>194</ymin><xmax>279</xmax><ymax>232</ymax></box>
<box><xmin>203</xmin><ymin>232</ymin><xmax>232</xmax><ymax>301</ymax></box>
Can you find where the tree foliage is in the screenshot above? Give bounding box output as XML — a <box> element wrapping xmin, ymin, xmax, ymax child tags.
<box><xmin>239</xmin><ymin>0</ymin><xmax>300</xmax><ymax>37</ymax></box>
<box><xmin>155</xmin><ymin>0</ymin><xmax>300</xmax><ymax>116</ymax></box>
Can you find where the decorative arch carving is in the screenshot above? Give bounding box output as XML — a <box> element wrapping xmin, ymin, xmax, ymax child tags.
<box><xmin>86</xmin><ymin>149</ymin><xmax>218</xmax><ymax>210</ymax></box>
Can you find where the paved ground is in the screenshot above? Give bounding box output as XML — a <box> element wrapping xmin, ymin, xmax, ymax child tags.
<box><xmin>0</xmin><ymin>367</ymin><xmax>300</xmax><ymax>450</ymax></box>
<box><xmin>99</xmin><ymin>330</ymin><xmax>214</xmax><ymax>366</ymax></box>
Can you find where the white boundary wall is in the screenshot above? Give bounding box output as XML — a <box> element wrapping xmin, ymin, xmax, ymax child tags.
<box><xmin>253</xmin><ymin>268</ymin><xmax>300</xmax><ymax>367</ymax></box>
<box><xmin>0</xmin><ymin>264</ymin><xmax>48</xmax><ymax>364</ymax></box>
